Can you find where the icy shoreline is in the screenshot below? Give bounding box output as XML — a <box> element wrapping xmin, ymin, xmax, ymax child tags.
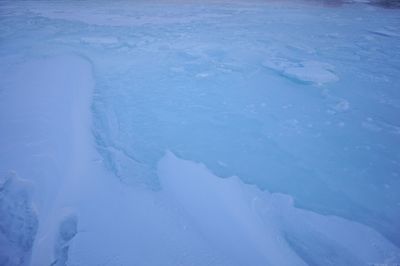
<box><xmin>1</xmin><ymin>0</ymin><xmax>400</xmax><ymax>264</ymax></box>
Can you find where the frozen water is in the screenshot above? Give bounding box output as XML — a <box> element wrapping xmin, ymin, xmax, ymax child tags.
<box><xmin>1</xmin><ymin>0</ymin><xmax>400</xmax><ymax>265</ymax></box>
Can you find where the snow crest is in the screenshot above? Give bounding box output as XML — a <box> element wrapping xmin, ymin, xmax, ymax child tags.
<box><xmin>158</xmin><ymin>151</ymin><xmax>400</xmax><ymax>266</ymax></box>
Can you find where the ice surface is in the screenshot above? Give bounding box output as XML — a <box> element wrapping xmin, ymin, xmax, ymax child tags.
<box><xmin>1</xmin><ymin>0</ymin><xmax>400</xmax><ymax>265</ymax></box>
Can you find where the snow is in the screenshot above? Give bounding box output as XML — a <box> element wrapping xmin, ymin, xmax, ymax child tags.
<box><xmin>158</xmin><ymin>151</ymin><xmax>400</xmax><ymax>265</ymax></box>
<box><xmin>0</xmin><ymin>172</ymin><xmax>38</xmax><ymax>266</ymax></box>
<box><xmin>0</xmin><ymin>0</ymin><xmax>400</xmax><ymax>265</ymax></box>
<box><xmin>0</xmin><ymin>55</ymin><xmax>96</xmax><ymax>265</ymax></box>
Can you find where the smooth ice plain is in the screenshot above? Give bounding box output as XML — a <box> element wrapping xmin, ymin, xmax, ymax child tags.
<box><xmin>0</xmin><ymin>0</ymin><xmax>400</xmax><ymax>265</ymax></box>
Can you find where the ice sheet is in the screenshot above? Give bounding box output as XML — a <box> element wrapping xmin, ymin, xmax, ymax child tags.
<box><xmin>1</xmin><ymin>0</ymin><xmax>400</xmax><ymax>265</ymax></box>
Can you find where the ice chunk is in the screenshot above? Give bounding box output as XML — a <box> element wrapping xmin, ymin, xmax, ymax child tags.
<box><xmin>0</xmin><ymin>172</ymin><xmax>38</xmax><ymax>266</ymax></box>
<box><xmin>263</xmin><ymin>59</ymin><xmax>338</xmax><ymax>85</ymax></box>
<box><xmin>51</xmin><ymin>214</ymin><xmax>78</xmax><ymax>266</ymax></box>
